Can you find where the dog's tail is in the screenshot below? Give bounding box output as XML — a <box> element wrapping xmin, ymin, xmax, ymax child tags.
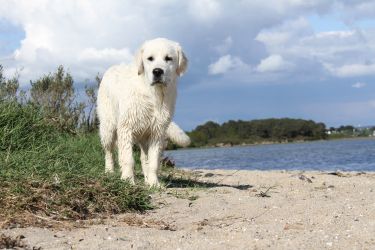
<box><xmin>166</xmin><ymin>122</ymin><xmax>191</xmax><ymax>147</ymax></box>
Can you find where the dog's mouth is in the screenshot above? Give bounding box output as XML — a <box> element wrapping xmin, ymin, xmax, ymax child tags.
<box><xmin>151</xmin><ymin>80</ymin><xmax>166</xmax><ymax>86</ymax></box>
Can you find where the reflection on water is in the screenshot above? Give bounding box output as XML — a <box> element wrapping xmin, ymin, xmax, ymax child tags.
<box><xmin>165</xmin><ymin>138</ymin><xmax>375</xmax><ymax>171</ymax></box>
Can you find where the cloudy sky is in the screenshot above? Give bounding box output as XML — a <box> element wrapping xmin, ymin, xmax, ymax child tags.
<box><xmin>1</xmin><ymin>0</ymin><xmax>375</xmax><ymax>130</ymax></box>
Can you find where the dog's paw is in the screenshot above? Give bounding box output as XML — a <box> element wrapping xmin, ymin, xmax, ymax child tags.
<box><xmin>121</xmin><ymin>174</ymin><xmax>135</xmax><ymax>185</ymax></box>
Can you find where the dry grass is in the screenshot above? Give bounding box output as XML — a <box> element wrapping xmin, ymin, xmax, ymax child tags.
<box><xmin>0</xmin><ymin>233</ymin><xmax>40</xmax><ymax>249</ymax></box>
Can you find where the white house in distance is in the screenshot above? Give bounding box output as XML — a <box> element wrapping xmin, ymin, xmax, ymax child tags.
<box><xmin>326</xmin><ymin>125</ymin><xmax>375</xmax><ymax>137</ymax></box>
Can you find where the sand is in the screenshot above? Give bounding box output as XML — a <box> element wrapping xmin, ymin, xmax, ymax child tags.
<box><xmin>2</xmin><ymin>169</ymin><xmax>375</xmax><ymax>249</ymax></box>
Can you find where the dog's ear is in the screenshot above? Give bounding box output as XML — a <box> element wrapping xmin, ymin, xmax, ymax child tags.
<box><xmin>135</xmin><ymin>47</ymin><xmax>144</xmax><ymax>75</ymax></box>
<box><xmin>176</xmin><ymin>45</ymin><xmax>188</xmax><ymax>76</ymax></box>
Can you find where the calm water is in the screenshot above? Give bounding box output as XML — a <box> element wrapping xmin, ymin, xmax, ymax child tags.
<box><xmin>165</xmin><ymin>138</ymin><xmax>375</xmax><ymax>171</ymax></box>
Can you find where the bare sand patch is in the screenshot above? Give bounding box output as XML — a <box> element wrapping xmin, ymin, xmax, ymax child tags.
<box><xmin>2</xmin><ymin>169</ymin><xmax>375</xmax><ymax>249</ymax></box>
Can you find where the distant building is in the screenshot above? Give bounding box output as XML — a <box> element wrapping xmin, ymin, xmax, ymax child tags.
<box><xmin>326</xmin><ymin>130</ymin><xmax>337</xmax><ymax>135</ymax></box>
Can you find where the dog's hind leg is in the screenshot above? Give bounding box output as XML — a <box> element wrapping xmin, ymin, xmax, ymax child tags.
<box><xmin>117</xmin><ymin>127</ymin><xmax>135</xmax><ymax>184</ymax></box>
<box><xmin>97</xmin><ymin>86</ymin><xmax>118</xmax><ymax>174</ymax></box>
<box><xmin>139</xmin><ymin>142</ymin><xmax>150</xmax><ymax>183</ymax></box>
<box><xmin>100</xmin><ymin>123</ymin><xmax>116</xmax><ymax>173</ymax></box>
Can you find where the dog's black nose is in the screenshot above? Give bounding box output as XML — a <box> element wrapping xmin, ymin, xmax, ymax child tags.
<box><xmin>152</xmin><ymin>68</ymin><xmax>164</xmax><ymax>77</ymax></box>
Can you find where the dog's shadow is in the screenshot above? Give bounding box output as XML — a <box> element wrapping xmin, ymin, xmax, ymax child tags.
<box><xmin>161</xmin><ymin>174</ymin><xmax>253</xmax><ymax>190</ymax></box>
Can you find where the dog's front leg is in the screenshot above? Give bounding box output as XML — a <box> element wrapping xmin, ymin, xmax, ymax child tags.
<box><xmin>117</xmin><ymin>128</ymin><xmax>135</xmax><ymax>184</ymax></box>
<box><xmin>146</xmin><ymin>139</ymin><xmax>163</xmax><ymax>187</ymax></box>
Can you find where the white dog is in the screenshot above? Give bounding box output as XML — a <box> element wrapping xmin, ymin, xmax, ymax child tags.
<box><xmin>97</xmin><ymin>38</ymin><xmax>190</xmax><ymax>186</ymax></box>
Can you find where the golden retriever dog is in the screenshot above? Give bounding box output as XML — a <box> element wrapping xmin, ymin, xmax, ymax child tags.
<box><xmin>97</xmin><ymin>38</ymin><xmax>190</xmax><ymax>186</ymax></box>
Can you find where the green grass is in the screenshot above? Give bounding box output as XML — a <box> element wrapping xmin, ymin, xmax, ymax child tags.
<box><xmin>0</xmin><ymin>102</ymin><xmax>57</xmax><ymax>151</ymax></box>
<box><xmin>0</xmin><ymin>102</ymin><xmax>152</xmax><ymax>227</ymax></box>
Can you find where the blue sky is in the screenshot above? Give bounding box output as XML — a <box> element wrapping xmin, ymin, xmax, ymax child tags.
<box><xmin>0</xmin><ymin>1</ymin><xmax>375</xmax><ymax>130</ymax></box>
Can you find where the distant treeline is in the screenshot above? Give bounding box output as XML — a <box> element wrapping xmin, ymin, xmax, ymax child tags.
<box><xmin>187</xmin><ymin>119</ymin><xmax>327</xmax><ymax>147</ymax></box>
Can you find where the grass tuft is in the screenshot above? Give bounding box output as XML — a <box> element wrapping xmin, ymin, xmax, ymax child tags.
<box><xmin>0</xmin><ymin>102</ymin><xmax>57</xmax><ymax>151</ymax></box>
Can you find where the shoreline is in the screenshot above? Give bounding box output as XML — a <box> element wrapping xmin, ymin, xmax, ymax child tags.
<box><xmin>180</xmin><ymin>168</ymin><xmax>375</xmax><ymax>174</ymax></box>
<box><xmin>168</xmin><ymin>136</ymin><xmax>374</xmax><ymax>151</ymax></box>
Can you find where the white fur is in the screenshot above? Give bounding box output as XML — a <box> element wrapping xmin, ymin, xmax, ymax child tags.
<box><xmin>97</xmin><ymin>38</ymin><xmax>189</xmax><ymax>186</ymax></box>
<box><xmin>166</xmin><ymin>122</ymin><xmax>191</xmax><ymax>147</ymax></box>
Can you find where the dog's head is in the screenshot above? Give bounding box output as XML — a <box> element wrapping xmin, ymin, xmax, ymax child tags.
<box><xmin>136</xmin><ymin>38</ymin><xmax>188</xmax><ymax>86</ymax></box>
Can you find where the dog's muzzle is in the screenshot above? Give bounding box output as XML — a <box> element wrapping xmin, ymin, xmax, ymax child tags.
<box><xmin>151</xmin><ymin>68</ymin><xmax>165</xmax><ymax>85</ymax></box>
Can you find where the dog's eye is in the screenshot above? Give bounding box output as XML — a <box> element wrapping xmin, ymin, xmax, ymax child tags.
<box><xmin>165</xmin><ymin>56</ymin><xmax>173</xmax><ymax>62</ymax></box>
<box><xmin>147</xmin><ymin>56</ymin><xmax>154</xmax><ymax>62</ymax></box>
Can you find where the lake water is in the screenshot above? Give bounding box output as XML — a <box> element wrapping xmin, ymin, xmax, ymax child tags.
<box><xmin>165</xmin><ymin>138</ymin><xmax>375</xmax><ymax>171</ymax></box>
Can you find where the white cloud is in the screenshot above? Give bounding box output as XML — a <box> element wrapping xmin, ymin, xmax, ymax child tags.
<box><xmin>213</xmin><ymin>36</ymin><xmax>233</xmax><ymax>54</ymax></box>
<box><xmin>0</xmin><ymin>0</ymin><xmax>335</xmax><ymax>83</ymax></box>
<box><xmin>208</xmin><ymin>55</ymin><xmax>247</xmax><ymax>75</ymax></box>
<box><xmin>328</xmin><ymin>63</ymin><xmax>375</xmax><ymax>77</ymax></box>
<box><xmin>352</xmin><ymin>82</ymin><xmax>367</xmax><ymax>88</ymax></box>
<box><xmin>256</xmin><ymin>54</ymin><xmax>294</xmax><ymax>73</ymax></box>
<box><xmin>78</xmin><ymin>48</ymin><xmax>132</xmax><ymax>64</ymax></box>
<box><xmin>188</xmin><ymin>0</ymin><xmax>222</xmax><ymax>23</ymax></box>
<box><xmin>336</xmin><ymin>1</ymin><xmax>375</xmax><ymax>23</ymax></box>
<box><xmin>256</xmin><ymin>17</ymin><xmax>313</xmax><ymax>51</ymax></box>
<box><xmin>256</xmin><ymin>16</ymin><xmax>375</xmax><ymax>79</ymax></box>
<box><xmin>0</xmin><ymin>0</ymin><xmax>374</xmax><ymax>86</ymax></box>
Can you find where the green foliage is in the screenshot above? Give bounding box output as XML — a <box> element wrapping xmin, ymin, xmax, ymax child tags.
<box><xmin>336</xmin><ymin>125</ymin><xmax>355</xmax><ymax>135</ymax></box>
<box><xmin>188</xmin><ymin>121</ymin><xmax>220</xmax><ymax>147</ymax></box>
<box><xmin>30</xmin><ymin>65</ymin><xmax>85</xmax><ymax>133</ymax></box>
<box><xmin>189</xmin><ymin>118</ymin><xmax>327</xmax><ymax>147</ymax></box>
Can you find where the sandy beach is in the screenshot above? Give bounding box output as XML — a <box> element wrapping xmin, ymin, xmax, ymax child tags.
<box><xmin>2</xmin><ymin>169</ymin><xmax>375</xmax><ymax>249</ymax></box>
